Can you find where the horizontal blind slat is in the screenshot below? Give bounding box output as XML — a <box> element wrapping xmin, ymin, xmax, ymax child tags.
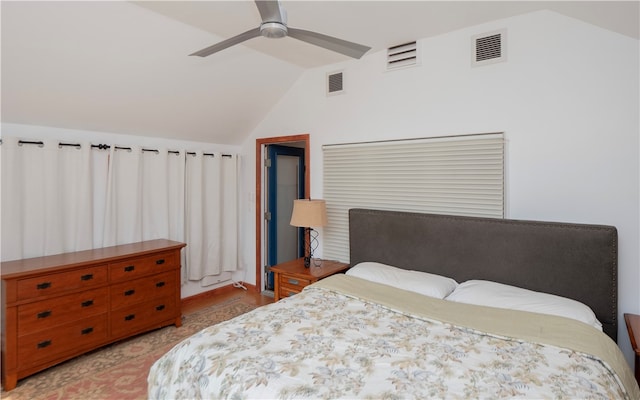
<box><xmin>322</xmin><ymin>133</ymin><xmax>504</xmax><ymax>263</ymax></box>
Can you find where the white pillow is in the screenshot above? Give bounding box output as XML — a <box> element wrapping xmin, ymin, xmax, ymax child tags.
<box><xmin>346</xmin><ymin>262</ymin><xmax>458</xmax><ymax>299</ymax></box>
<box><xmin>445</xmin><ymin>280</ymin><xmax>603</xmax><ymax>331</ymax></box>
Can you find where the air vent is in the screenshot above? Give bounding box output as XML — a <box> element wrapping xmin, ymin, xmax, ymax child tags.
<box><xmin>387</xmin><ymin>41</ymin><xmax>418</xmax><ymax>70</ymax></box>
<box><xmin>327</xmin><ymin>71</ymin><xmax>344</xmax><ymax>95</ymax></box>
<box><xmin>472</xmin><ymin>29</ymin><xmax>507</xmax><ymax>67</ymax></box>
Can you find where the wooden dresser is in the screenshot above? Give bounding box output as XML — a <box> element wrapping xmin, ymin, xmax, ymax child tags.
<box><xmin>1</xmin><ymin>239</ymin><xmax>186</xmax><ymax>391</ymax></box>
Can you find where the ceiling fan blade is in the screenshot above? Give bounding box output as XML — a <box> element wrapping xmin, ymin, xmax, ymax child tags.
<box><xmin>255</xmin><ymin>0</ymin><xmax>284</xmax><ymax>23</ymax></box>
<box><xmin>287</xmin><ymin>27</ymin><xmax>371</xmax><ymax>59</ymax></box>
<box><xmin>189</xmin><ymin>27</ymin><xmax>262</xmax><ymax>57</ymax></box>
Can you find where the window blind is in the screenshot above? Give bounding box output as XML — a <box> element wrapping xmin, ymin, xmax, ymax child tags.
<box><xmin>322</xmin><ymin>133</ymin><xmax>504</xmax><ymax>263</ymax></box>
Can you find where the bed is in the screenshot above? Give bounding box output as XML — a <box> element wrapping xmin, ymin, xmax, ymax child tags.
<box><xmin>148</xmin><ymin>208</ymin><xmax>640</xmax><ymax>399</ymax></box>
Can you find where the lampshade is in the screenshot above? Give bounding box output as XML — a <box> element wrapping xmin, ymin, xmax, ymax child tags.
<box><xmin>290</xmin><ymin>199</ymin><xmax>328</xmax><ymax>228</ymax></box>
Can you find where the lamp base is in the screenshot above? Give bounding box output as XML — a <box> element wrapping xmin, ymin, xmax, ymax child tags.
<box><xmin>303</xmin><ymin>227</ymin><xmax>320</xmax><ymax>269</ymax></box>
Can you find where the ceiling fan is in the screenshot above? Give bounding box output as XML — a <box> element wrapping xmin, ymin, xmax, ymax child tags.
<box><xmin>189</xmin><ymin>0</ymin><xmax>371</xmax><ymax>59</ymax></box>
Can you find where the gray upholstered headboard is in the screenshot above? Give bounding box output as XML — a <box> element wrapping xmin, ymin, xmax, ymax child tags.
<box><xmin>348</xmin><ymin>208</ymin><xmax>618</xmax><ymax>341</ymax></box>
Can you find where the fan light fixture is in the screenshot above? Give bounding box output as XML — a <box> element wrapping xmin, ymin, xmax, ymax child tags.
<box><xmin>260</xmin><ymin>22</ymin><xmax>288</xmax><ymax>38</ymax></box>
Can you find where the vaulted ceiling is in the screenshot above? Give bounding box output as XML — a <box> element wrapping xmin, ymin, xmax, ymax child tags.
<box><xmin>2</xmin><ymin>1</ymin><xmax>638</xmax><ymax>145</ymax></box>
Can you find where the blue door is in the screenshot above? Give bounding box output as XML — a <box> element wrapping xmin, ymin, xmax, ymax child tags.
<box><xmin>266</xmin><ymin>145</ymin><xmax>305</xmax><ymax>290</ymax></box>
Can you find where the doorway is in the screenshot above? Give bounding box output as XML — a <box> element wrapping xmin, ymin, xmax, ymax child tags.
<box><xmin>265</xmin><ymin>144</ymin><xmax>305</xmax><ymax>290</ymax></box>
<box><xmin>255</xmin><ymin>134</ymin><xmax>310</xmax><ymax>292</ymax></box>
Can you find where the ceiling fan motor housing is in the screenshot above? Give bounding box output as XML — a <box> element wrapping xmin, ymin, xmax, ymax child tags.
<box><xmin>260</xmin><ymin>22</ymin><xmax>288</xmax><ymax>38</ymax></box>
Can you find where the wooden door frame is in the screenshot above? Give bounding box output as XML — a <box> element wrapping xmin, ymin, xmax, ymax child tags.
<box><xmin>255</xmin><ymin>134</ymin><xmax>310</xmax><ymax>292</ymax></box>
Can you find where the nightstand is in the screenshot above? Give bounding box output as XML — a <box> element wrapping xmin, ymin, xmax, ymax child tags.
<box><xmin>624</xmin><ymin>313</ymin><xmax>640</xmax><ymax>385</ymax></box>
<box><xmin>270</xmin><ymin>258</ymin><xmax>350</xmax><ymax>301</ymax></box>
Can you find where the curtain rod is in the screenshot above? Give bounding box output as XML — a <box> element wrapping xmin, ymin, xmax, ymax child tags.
<box><xmin>12</xmin><ymin>140</ymin><xmax>233</xmax><ymax>157</ymax></box>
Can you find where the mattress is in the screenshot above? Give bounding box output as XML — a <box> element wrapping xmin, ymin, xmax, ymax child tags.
<box><xmin>148</xmin><ymin>274</ymin><xmax>639</xmax><ymax>399</ymax></box>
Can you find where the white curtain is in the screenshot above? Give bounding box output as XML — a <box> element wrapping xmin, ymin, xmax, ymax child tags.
<box><xmin>103</xmin><ymin>145</ymin><xmax>142</xmax><ymax>246</ymax></box>
<box><xmin>1</xmin><ymin>137</ymin><xmax>94</xmax><ymax>261</ymax></box>
<box><xmin>164</xmin><ymin>150</ymin><xmax>187</xmax><ymax>281</ymax></box>
<box><xmin>91</xmin><ymin>149</ymin><xmax>110</xmax><ymax>248</ymax></box>
<box><xmin>103</xmin><ymin>146</ymin><xmax>185</xmax><ymax>247</ymax></box>
<box><xmin>185</xmin><ymin>152</ymin><xmax>238</xmax><ymax>281</ymax></box>
<box><xmin>2</xmin><ymin>136</ymin><xmax>238</xmax><ymax>285</ymax></box>
<box><xmin>142</xmin><ymin>149</ymin><xmax>185</xmax><ymax>243</ymax></box>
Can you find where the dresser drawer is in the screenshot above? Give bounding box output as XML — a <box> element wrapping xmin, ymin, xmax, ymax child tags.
<box><xmin>110</xmin><ymin>251</ymin><xmax>178</xmax><ymax>282</ymax></box>
<box><xmin>18</xmin><ymin>287</ymin><xmax>108</xmax><ymax>334</ymax></box>
<box><xmin>279</xmin><ymin>286</ymin><xmax>302</xmax><ymax>299</ymax></box>
<box><xmin>18</xmin><ymin>314</ymin><xmax>108</xmax><ymax>368</ymax></box>
<box><xmin>110</xmin><ymin>296</ymin><xmax>177</xmax><ymax>339</ymax></box>
<box><xmin>110</xmin><ymin>271</ymin><xmax>176</xmax><ymax>310</ymax></box>
<box><xmin>279</xmin><ymin>274</ymin><xmax>312</xmax><ymax>291</ymax></box>
<box><xmin>17</xmin><ymin>265</ymin><xmax>108</xmax><ymax>301</ymax></box>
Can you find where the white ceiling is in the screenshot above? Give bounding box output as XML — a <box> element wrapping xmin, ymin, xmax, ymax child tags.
<box><xmin>2</xmin><ymin>1</ymin><xmax>638</xmax><ymax>145</ymax></box>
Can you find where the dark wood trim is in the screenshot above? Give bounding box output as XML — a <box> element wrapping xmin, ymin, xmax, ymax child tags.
<box><xmin>624</xmin><ymin>313</ymin><xmax>640</xmax><ymax>385</ymax></box>
<box><xmin>255</xmin><ymin>134</ymin><xmax>310</xmax><ymax>293</ymax></box>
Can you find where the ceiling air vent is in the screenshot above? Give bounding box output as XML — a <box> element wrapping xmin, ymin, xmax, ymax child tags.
<box><xmin>472</xmin><ymin>29</ymin><xmax>507</xmax><ymax>67</ymax></box>
<box><xmin>327</xmin><ymin>71</ymin><xmax>344</xmax><ymax>96</ymax></box>
<box><xmin>387</xmin><ymin>41</ymin><xmax>418</xmax><ymax>70</ymax></box>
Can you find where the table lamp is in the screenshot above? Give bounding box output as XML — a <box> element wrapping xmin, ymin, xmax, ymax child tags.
<box><xmin>290</xmin><ymin>199</ymin><xmax>328</xmax><ymax>267</ymax></box>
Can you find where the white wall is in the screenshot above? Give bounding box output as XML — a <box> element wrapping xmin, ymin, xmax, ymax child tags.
<box><xmin>241</xmin><ymin>10</ymin><xmax>639</xmax><ymax>365</ymax></box>
<box><xmin>0</xmin><ymin>123</ymin><xmax>245</xmax><ymax>299</ymax></box>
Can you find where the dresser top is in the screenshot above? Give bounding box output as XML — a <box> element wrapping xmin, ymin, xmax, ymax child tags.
<box><xmin>1</xmin><ymin>239</ymin><xmax>186</xmax><ymax>279</ymax></box>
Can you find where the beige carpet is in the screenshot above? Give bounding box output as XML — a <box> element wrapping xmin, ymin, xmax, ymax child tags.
<box><xmin>2</xmin><ymin>297</ymin><xmax>258</xmax><ymax>400</ymax></box>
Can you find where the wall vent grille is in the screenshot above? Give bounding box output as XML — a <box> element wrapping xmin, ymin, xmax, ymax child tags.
<box><xmin>472</xmin><ymin>29</ymin><xmax>507</xmax><ymax>67</ymax></box>
<box><xmin>327</xmin><ymin>71</ymin><xmax>344</xmax><ymax>95</ymax></box>
<box><xmin>387</xmin><ymin>41</ymin><xmax>418</xmax><ymax>70</ymax></box>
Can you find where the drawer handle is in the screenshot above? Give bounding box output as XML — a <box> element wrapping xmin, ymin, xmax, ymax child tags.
<box><xmin>81</xmin><ymin>327</ymin><xmax>94</xmax><ymax>335</ymax></box>
<box><xmin>124</xmin><ymin>314</ymin><xmax>135</xmax><ymax>321</ymax></box>
<box><xmin>37</xmin><ymin>340</ymin><xmax>52</xmax><ymax>349</ymax></box>
<box><xmin>156</xmin><ymin>281</ymin><xmax>165</xmax><ymax>288</ymax></box>
<box><xmin>37</xmin><ymin>310</ymin><xmax>52</xmax><ymax>319</ymax></box>
<box><xmin>80</xmin><ymin>274</ymin><xmax>94</xmax><ymax>281</ymax></box>
<box><xmin>36</xmin><ymin>282</ymin><xmax>52</xmax><ymax>290</ymax></box>
<box><xmin>288</xmin><ymin>279</ymin><xmax>299</xmax><ymax>285</ymax></box>
<box><xmin>124</xmin><ymin>265</ymin><xmax>135</xmax><ymax>272</ymax></box>
<box><xmin>81</xmin><ymin>300</ymin><xmax>94</xmax><ymax>307</ymax></box>
<box><xmin>156</xmin><ymin>304</ymin><xmax>165</xmax><ymax>311</ymax></box>
<box><xmin>124</xmin><ymin>289</ymin><xmax>135</xmax><ymax>296</ymax></box>
<box><xmin>155</xmin><ymin>259</ymin><xmax>165</xmax><ymax>265</ymax></box>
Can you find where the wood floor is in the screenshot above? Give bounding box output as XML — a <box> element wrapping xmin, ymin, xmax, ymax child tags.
<box><xmin>181</xmin><ymin>286</ymin><xmax>274</xmax><ymax>315</ymax></box>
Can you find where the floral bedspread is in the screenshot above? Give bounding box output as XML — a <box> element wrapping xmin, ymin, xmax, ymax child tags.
<box><xmin>148</xmin><ymin>275</ymin><xmax>636</xmax><ymax>399</ymax></box>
